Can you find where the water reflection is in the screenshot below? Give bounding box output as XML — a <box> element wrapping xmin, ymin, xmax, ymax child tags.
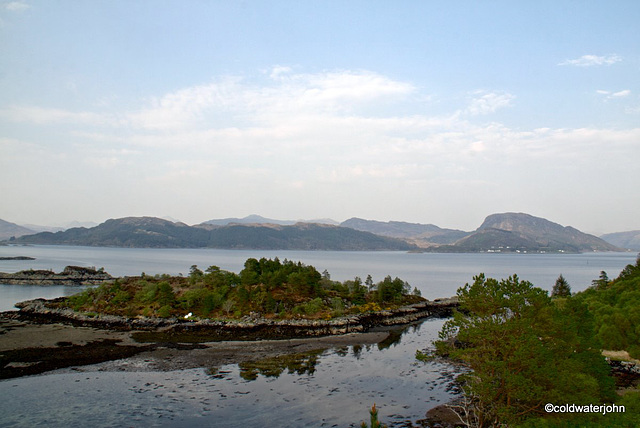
<box><xmin>236</xmin><ymin>350</ymin><xmax>323</xmax><ymax>380</ymax></box>
<box><xmin>0</xmin><ymin>318</ymin><xmax>459</xmax><ymax>428</ymax></box>
<box><xmin>214</xmin><ymin>321</ymin><xmax>428</xmax><ymax>384</ymax></box>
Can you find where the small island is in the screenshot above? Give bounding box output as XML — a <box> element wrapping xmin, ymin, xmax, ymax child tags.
<box><xmin>0</xmin><ymin>265</ymin><xmax>113</xmax><ymax>286</ymax></box>
<box><xmin>13</xmin><ymin>258</ymin><xmax>458</xmax><ymax>341</ymax></box>
<box><xmin>2</xmin><ymin>258</ymin><xmax>458</xmax><ymax>379</ymax></box>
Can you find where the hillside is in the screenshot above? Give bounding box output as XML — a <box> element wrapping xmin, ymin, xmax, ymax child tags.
<box><xmin>451</xmin><ymin>213</ymin><xmax>622</xmax><ymax>253</ymax></box>
<box><xmin>11</xmin><ymin>217</ymin><xmax>415</xmax><ymax>251</ymax></box>
<box><xmin>600</xmin><ymin>230</ymin><xmax>640</xmax><ymax>251</ymax></box>
<box><xmin>340</xmin><ymin>217</ymin><xmax>469</xmax><ymax>247</ymax></box>
<box><xmin>201</xmin><ymin>214</ymin><xmax>339</xmax><ymax>227</ymax></box>
<box><xmin>0</xmin><ymin>219</ymin><xmax>36</xmax><ymax>241</ymax></box>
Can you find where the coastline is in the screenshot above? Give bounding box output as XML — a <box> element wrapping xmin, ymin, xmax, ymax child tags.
<box><xmin>0</xmin><ymin>297</ymin><xmax>458</xmax><ymax>379</ymax></box>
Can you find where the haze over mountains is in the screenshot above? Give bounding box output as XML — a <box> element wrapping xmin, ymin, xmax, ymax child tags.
<box><xmin>1</xmin><ymin>213</ymin><xmax>631</xmax><ymax>252</ymax></box>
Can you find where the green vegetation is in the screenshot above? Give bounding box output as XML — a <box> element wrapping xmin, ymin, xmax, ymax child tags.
<box><xmin>551</xmin><ymin>274</ymin><xmax>571</xmax><ymax>297</ymax></box>
<box><xmin>58</xmin><ymin>257</ymin><xmax>422</xmax><ymax>320</ymax></box>
<box><xmin>574</xmin><ymin>255</ymin><xmax>640</xmax><ymax>359</ymax></box>
<box><xmin>360</xmin><ymin>404</ymin><xmax>387</xmax><ymax>428</ymax></box>
<box><xmin>426</xmin><ymin>255</ymin><xmax>640</xmax><ymax>427</ymax></box>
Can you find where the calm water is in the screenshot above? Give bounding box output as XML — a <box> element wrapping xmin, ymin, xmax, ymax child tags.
<box><xmin>0</xmin><ymin>245</ymin><xmax>636</xmax><ymax>310</ymax></box>
<box><xmin>0</xmin><ymin>246</ymin><xmax>636</xmax><ymax>426</ymax></box>
<box><xmin>0</xmin><ymin>319</ymin><xmax>458</xmax><ymax>428</ymax></box>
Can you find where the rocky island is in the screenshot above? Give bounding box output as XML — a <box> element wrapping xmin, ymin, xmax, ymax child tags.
<box><xmin>0</xmin><ymin>265</ymin><xmax>113</xmax><ymax>286</ymax></box>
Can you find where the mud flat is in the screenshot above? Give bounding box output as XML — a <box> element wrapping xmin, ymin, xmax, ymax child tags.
<box><xmin>0</xmin><ymin>297</ymin><xmax>458</xmax><ymax>379</ymax></box>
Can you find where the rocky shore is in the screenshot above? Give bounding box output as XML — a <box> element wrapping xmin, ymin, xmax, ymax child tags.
<box><xmin>14</xmin><ymin>296</ymin><xmax>459</xmax><ymax>341</ymax></box>
<box><xmin>0</xmin><ymin>265</ymin><xmax>113</xmax><ymax>286</ymax></box>
<box><xmin>0</xmin><ymin>296</ymin><xmax>458</xmax><ymax>380</ymax></box>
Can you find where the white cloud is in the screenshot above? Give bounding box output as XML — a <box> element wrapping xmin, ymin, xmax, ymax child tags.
<box><xmin>559</xmin><ymin>54</ymin><xmax>621</xmax><ymax>67</ymax></box>
<box><xmin>596</xmin><ymin>89</ymin><xmax>631</xmax><ymax>100</ymax></box>
<box><xmin>5</xmin><ymin>1</ymin><xmax>30</xmax><ymax>11</ymax></box>
<box><xmin>611</xmin><ymin>90</ymin><xmax>631</xmax><ymax>98</ymax></box>
<box><xmin>465</xmin><ymin>90</ymin><xmax>515</xmax><ymax>115</ymax></box>
<box><xmin>3</xmin><ymin>68</ymin><xmax>639</xmax><ymax>230</ymax></box>
<box><xmin>127</xmin><ymin>69</ymin><xmax>416</xmax><ymax>131</ymax></box>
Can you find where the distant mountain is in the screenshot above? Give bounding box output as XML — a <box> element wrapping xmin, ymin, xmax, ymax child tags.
<box><xmin>206</xmin><ymin>223</ymin><xmax>415</xmax><ymax>250</ymax></box>
<box><xmin>19</xmin><ymin>221</ymin><xmax>97</xmax><ymax>233</ymax></box>
<box><xmin>11</xmin><ymin>216</ymin><xmax>415</xmax><ymax>251</ymax></box>
<box><xmin>13</xmin><ymin>217</ymin><xmax>208</xmax><ymax>248</ymax></box>
<box><xmin>63</xmin><ymin>220</ymin><xmax>99</xmax><ymax>229</ymax></box>
<box><xmin>202</xmin><ymin>214</ymin><xmax>295</xmax><ymax>226</ymax></box>
<box><xmin>20</xmin><ymin>224</ymin><xmax>65</xmax><ymax>233</ymax></box>
<box><xmin>0</xmin><ymin>219</ymin><xmax>36</xmax><ymax>241</ymax></box>
<box><xmin>450</xmin><ymin>213</ymin><xmax>622</xmax><ymax>253</ymax></box>
<box><xmin>201</xmin><ymin>214</ymin><xmax>339</xmax><ymax>227</ymax></box>
<box><xmin>600</xmin><ymin>230</ymin><xmax>640</xmax><ymax>251</ymax></box>
<box><xmin>340</xmin><ymin>217</ymin><xmax>470</xmax><ymax>247</ymax></box>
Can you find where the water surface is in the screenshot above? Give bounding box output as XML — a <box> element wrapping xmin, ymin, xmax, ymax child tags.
<box><xmin>0</xmin><ymin>319</ymin><xmax>456</xmax><ymax>427</ymax></box>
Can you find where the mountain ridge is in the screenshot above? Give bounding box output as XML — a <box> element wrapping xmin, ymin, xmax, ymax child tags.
<box><xmin>600</xmin><ymin>230</ymin><xmax>640</xmax><ymax>251</ymax></box>
<box><xmin>9</xmin><ymin>217</ymin><xmax>414</xmax><ymax>251</ymax></box>
<box><xmin>449</xmin><ymin>212</ymin><xmax>621</xmax><ymax>253</ymax></box>
<box><xmin>2</xmin><ymin>213</ymin><xmax>632</xmax><ymax>253</ymax></box>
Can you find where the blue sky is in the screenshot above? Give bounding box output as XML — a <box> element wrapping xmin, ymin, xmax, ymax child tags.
<box><xmin>1</xmin><ymin>1</ymin><xmax>639</xmax><ymax>233</ymax></box>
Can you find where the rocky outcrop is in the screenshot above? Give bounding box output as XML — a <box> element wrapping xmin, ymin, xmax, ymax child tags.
<box><xmin>0</xmin><ymin>266</ymin><xmax>113</xmax><ymax>286</ymax></box>
<box><xmin>14</xmin><ymin>297</ymin><xmax>459</xmax><ymax>341</ymax></box>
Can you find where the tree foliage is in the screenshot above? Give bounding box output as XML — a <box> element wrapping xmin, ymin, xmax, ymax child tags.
<box><xmin>436</xmin><ymin>274</ymin><xmax>614</xmax><ymax>427</ymax></box>
<box><xmin>575</xmin><ymin>254</ymin><xmax>640</xmax><ymax>358</ymax></box>
<box><xmin>551</xmin><ymin>274</ymin><xmax>571</xmax><ymax>298</ymax></box>
<box><xmin>59</xmin><ymin>258</ymin><xmax>421</xmax><ymax>320</ymax></box>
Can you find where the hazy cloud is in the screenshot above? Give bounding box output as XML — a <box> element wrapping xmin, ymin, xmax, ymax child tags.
<box><xmin>465</xmin><ymin>90</ymin><xmax>515</xmax><ymax>115</ymax></box>
<box><xmin>559</xmin><ymin>54</ymin><xmax>621</xmax><ymax>66</ymax></box>
<box><xmin>128</xmin><ymin>69</ymin><xmax>416</xmax><ymax>131</ymax></box>
<box><xmin>0</xmin><ymin>106</ymin><xmax>115</xmax><ymax>126</ymax></box>
<box><xmin>4</xmin><ymin>1</ymin><xmax>31</xmax><ymax>11</ymax></box>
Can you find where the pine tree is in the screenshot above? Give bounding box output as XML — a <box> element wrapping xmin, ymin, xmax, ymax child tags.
<box><xmin>551</xmin><ymin>274</ymin><xmax>571</xmax><ymax>297</ymax></box>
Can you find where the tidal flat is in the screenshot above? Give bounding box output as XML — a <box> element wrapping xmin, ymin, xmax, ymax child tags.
<box><xmin>0</xmin><ymin>316</ymin><xmax>459</xmax><ymax>427</ymax></box>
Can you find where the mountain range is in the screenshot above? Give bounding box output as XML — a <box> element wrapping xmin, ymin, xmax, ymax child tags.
<box><xmin>0</xmin><ymin>213</ymin><xmax>633</xmax><ymax>252</ymax></box>
<box><xmin>7</xmin><ymin>217</ymin><xmax>414</xmax><ymax>251</ymax></box>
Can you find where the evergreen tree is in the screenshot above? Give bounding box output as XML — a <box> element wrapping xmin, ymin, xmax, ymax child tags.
<box><xmin>437</xmin><ymin>274</ymin><xmax>613</xmax><ymax>426</ymax></box>
<box><xmin>551</xmin><ymin>274</ymin><xmax>571</xmax><ymax>297</ymax></box>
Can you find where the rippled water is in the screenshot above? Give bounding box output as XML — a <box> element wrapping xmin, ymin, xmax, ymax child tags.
<box><xmin>0</xmin><ymin>319</ymin><xmax>457</xmax><ymax>427</ymax></box>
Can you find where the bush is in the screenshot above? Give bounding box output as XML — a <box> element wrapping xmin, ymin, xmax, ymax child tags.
<box><xmin>157</xmin><ymin>305</ymin><xmax>172</xmax><ymax>318</ymax></box>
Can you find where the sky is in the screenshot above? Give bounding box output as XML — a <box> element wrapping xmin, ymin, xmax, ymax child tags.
<box><xmin>1</xmin><ymin>1</ymin><xmax>639</xmax><ymax>234</ymax></box>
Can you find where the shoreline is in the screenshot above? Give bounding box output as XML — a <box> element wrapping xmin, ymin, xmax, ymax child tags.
<box><xmin>0</xmin><ymin>297</ymin><xmax>458</xmax><ymax>379</ymax></box>
<box><xmin>14</xmin><ymin>296</ymin><xmax>459</xmax><ymax>340</ymax></box>
<box><xmin>0</xmin><ymin>314</ymin><xmax>393</xmax><ymax>379</ymax></box>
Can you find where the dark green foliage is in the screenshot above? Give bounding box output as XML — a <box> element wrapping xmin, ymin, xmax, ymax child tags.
<box><xmin>575</xmin><ymin>255</ymin><xmax>640</xmax><ymax>358</ymax></box>
<box><xmin>591</xmin><ymin>270</ymin><xmax>610</xmax><ymax>289</ymax></box>
<box><xmin>375</xmin><ymin>276</ymin><xmax>410</xmax><ymax>303</ymax></box>
<box><xmin>551</xmin><ymin>274</ymin><xmax>571</xmax><ymax>297</ymax></box>
<box><xmin>57</xmin><ymin>258</ymin><xmax>421</xmax><ymax>320</ymax></box>
<box><xmin>436</xmin><ymin>274</ymin><xmax>615</xmax><ymax>427</ymax></box>
<box><xmin>518</xmin><ymin>391</ymin><xmax>640</xmax><ymax>427</ymax></box>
